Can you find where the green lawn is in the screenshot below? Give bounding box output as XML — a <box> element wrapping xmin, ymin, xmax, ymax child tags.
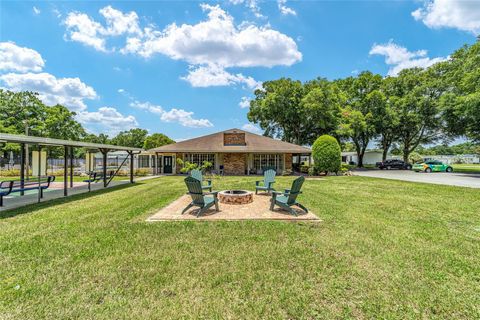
<box><xmin>452</xmin><ymin>163</ymin><xmax>480</xmax><ymax>173</ymax></box>
<box><xmin>1</xmin><ymin>176</ymin><xmax>479</xmax><ymax>319</ymax></box>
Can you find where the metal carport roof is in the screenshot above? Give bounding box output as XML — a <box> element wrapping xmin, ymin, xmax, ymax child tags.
<box><xmin>0</xmin><ymin>133</ymin><xmax>143</xmax><ymax>151</ymax></box>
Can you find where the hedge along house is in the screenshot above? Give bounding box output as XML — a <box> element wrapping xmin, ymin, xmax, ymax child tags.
<box><xmin>148</xmin><ymin>129</ymin><xmax>312</xmax><ymax>175</ymax></box>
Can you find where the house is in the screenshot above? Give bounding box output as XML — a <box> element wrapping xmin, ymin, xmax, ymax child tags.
<box><xmin>341</xmin><ymin>151</ymin><xmax>384</xmax><ymax>165</ymax></box>
<box><xmin>147</xmin><ymin>129</ymin><xmax>311</xmax><ymax>175</ymax></box>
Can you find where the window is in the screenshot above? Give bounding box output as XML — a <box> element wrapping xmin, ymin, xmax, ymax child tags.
<box><xmin>183</xmin><ymin>153</ymin><xmax>215</xmax><ymax>169</ymax></box>
<box><xmin>138</xmin><ymin>155</ymin><xmax>150</xmax><ymax>168</ymax></box>
<box><xmin>252</xmin><ymin>154</ymin><xmax>283</xmax><ymax>173</ymax></box>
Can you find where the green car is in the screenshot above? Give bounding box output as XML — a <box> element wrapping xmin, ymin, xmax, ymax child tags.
<box><xmin>413</xmin><ymin>160</ymin><xmax>453</xmax><ymax>173</ymax></box>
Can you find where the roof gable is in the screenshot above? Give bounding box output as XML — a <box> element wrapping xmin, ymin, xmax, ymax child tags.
<box><xmin>148</xmin><ymin>129</ymin><xmax>311</xmax><ymax>153</ymax></box>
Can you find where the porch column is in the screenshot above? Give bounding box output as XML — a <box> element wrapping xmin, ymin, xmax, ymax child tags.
<box><xmin>63</xmin><ymin>146</ymin><xmax>68</xmax><ymax>196</ymax></box>
<box><xmin>129</xmin><ymin>151</ymin><xmax>134</xmax><ymax>183</ymax></box>
<box><xmin>32</xmin><ymin>150</ymin><xmax>47</xmax><ymax>176</ymax></box>
<box><xmin>102</xmin><ymin>149</ymin><xmax>108</xmax><ymax>187</ymax></box>
<box><xmin>70</xmin><ymin>147</ymin><xmax>74</xmax><ymax>188</ymax></box>
<box><xmin>20</xmin><ymin>143</ymin><xmax>25</xmax><ymax>196</ymax></box>
<box><xmin>37</xmin><ymin>145</ymin><xmax>42</xmax><ymax>203</ymax></box>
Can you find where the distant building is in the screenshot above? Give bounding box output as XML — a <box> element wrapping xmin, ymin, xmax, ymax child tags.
<box><xmin>341</xmin><ymin>151</ymin><xmax>385</xmax><ymax>165</ymax></box>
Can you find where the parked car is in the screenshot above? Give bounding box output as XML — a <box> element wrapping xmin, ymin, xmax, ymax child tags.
<box><xmin>376</xmin><ymin>159</ymin><xmax>412</xmax><ymax>170</ymax></box>
<box><xmin>412</xmin><ymin>160</ymin><xmax>453</xmax><ymax>173</ymax></box>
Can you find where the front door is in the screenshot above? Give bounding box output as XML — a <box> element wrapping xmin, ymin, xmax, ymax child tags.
<box><xmin>163</xmin><ymin>156</ymin><xmax>173</xmax><ymax>174</ymax></box>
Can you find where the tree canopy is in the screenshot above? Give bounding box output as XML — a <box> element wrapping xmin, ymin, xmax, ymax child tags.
<box><xmin>143</xmin><ymin>133</ymin><xmax>175</xmax><ymax>150</ymax></box>
<box><xmin>245</xmin><ymin>40</ymin><xmax>480</xmax><ymax>166</ymax></box>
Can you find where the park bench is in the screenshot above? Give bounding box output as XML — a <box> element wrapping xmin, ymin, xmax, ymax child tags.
<box><xmin>83</xmin><ymin>170</ymin><xmax>115</xmax><ymax>191</ymax></box>
<box><xmin>0</xmin><ymin>176</ymin><xmax>56</xmax><ymax>206</ymax></box>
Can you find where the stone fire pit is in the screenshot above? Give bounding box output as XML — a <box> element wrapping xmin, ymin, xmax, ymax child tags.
<box><xmin>218</xmin><ymin>190</ymin><xmax>253</xmax><ymax>205</ymax></box>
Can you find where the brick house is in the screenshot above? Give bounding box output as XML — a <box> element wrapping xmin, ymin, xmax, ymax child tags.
<box><xmin>148</xmin><ymin>129</ymin><xmax>311</xmax><ymax>175</ymax></box>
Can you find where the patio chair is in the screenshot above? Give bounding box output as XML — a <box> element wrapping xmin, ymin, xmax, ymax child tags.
<box><xmin>190</xmin><ymin>169</ymin><xmax>212</xmax><ymax>192</ymax></box>
<box><xmin>182</xmin><ymin>176</ymin><xmax>219</xmax><ymax>217</ymax></box>
<box><xmin>255</xmin><ymin>169</ymin><xmax>276</xmax><ymax>194</ymax></box>
<box><xmin>270</xmin><ymin>176</ymin><xmax>308</xmax><ymax>216</ymax></box>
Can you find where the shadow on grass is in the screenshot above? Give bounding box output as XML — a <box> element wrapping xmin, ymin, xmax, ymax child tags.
<box><xmin>0</xmin><ymin>181</ymin><xmax>143</xmax><ymax>220</ymax></box>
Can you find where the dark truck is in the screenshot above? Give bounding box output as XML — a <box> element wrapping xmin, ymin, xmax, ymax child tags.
<box><xmin>376</xmin><ymin>159</ymin><xmax>412</xmax><ymax>170</ymax></box>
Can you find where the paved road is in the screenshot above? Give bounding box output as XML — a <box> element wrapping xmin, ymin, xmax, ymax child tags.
<box><xmin>354</xmin><ymin>170</ymin><xmax>480</xmax><ymax>188</ymax></box>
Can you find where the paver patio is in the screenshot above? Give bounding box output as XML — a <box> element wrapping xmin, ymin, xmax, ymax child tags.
<box><xmin>147</xmin><ymin>193</ymin><xmax>320</xmax><ymax>221</ymax></box>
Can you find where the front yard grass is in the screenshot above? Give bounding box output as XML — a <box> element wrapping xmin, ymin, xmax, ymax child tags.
<box><xmin>452</xmin><ymin>163</ymin><xmax>480</xmax><ymax>173</ymax></box>
<box><xmin>0</xmin><ymin>175</ymin><xmax>479</xmax><ymax>319</ymax></box>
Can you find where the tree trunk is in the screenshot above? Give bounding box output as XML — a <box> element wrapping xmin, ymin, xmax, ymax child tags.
<box><xmin>354</xmin><ymin>140</ymin><xmax>363</xmax><ymax>168</ymax></box>
<box><xmin>403</xmin><ymin>148</ymin><xmax>410</xmax><ymax>163</ymax></box>
<box><xmin>358</xmin><ymin>155</ymin><xmax>364</xmax><ymax>168</ymax></box>
<box><xmin>357</xmin><ymin>149</ymin><xmax>365</xmax><ymax>168</ymax></box>
<box><xmin>382</xmin><ymin>148</ymin><xmax>389</xmax><ymax>162</ymax></box>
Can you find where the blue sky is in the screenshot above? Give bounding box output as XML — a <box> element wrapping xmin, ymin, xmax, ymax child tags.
<box><xmin>0</xmin><ymin>0</ymin><xmax>478</xmax><ymax>141</ymax></box>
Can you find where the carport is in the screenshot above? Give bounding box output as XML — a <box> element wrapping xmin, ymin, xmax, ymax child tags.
<box><xmin>0</xmin><ymin>133</ymin><xmax>143</xmax><ymax>209</ymax></box>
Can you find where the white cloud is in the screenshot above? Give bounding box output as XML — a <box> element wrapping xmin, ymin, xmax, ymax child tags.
<box><xmin>242</xmin><ymin>123</ymin><xmax>261</xmax><ymax>133</ymax></box>
<box><xmin>130</xmin><ymin>99</ymin><xmax>213</xmax><ymax>128</ymax></box>
<box><xmin>0</xmin><ymin>42</ymin><xmax>136</xmax><ymax>135</ymax></box>
<box><xmin>229</xmin><ymin>0</ymin><xmax>265</xmax><ymax>19</ymax></box>
<box><xmin>412</xmin><ymin>0</ymin><xmax>480</xmax><ymax>34</ymax></box>
<box><xmin>99</xmin><ymin>6</ymin><xmax>142</xmax><ymax>36</ymax></box>
<box><xmin>63</xmin><ymin>4</ymin><xmax>300</xmax><ymax>88</ymax></box>
<box><xmin>33</xmin><ymin>6</ymin><xmax>41</xmax><ymax>15</ymax></box>
<box><xmin>76</xmin><ymin>107</ymin><xmax>138</xmax><ymax>134</ymax></box>
<box><xmin>64</xmin><ymin>12</ymin><xmax>108</xmax><ymax>52</ymax></box>
<box><xmin>0</xmin><ymin>42</ymin><xmax>45</xmax><ymax>73</ymax></box>
<box><xmin>52</xmin><ymin>8</ymin><xmax>62</xmax><ymax>18</ymax></box>
<box><xmin>369</xmin><ymin>41</ymin><xmax>447</xmax><ymax>76</ymax></box>
<box><xmin>123</xmin><ymin>4</ymin><xmax>301</xmax><ymax>68</ymax></box>
<box><xmin>161</xmin><ymin>108</ymin><xmax>213</xmax><ymax>128</ymax></box>
<box><xmin>0</xmin><ymin>72</ymin><xmax>97</xmax><ymax>111</ymax></box>
<box><xmin>130</xmin><ymin>100</ymin><xmax>164</xmax><ymax>115</ymax></box>
<box><xmin>182</xmin><ymin>64</ymin><xmax>261</xmax><ymax>89</ymax></box>
<box><xmin>63</xmin><ymin>6</ymin><xmax>142</xmax><ymax>52</ymax></box>
<box><xmin>278</xmin><ymin>0</ymin><xmax>296</xmax><ymax>16</ymax></box>
<box><xmin>239</xmin><ymin>96</ymin><xmax>251</xmax><ymax>108</ymax></box>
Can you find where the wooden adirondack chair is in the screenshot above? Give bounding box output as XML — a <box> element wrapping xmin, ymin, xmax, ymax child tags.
<box><xmin>182</xmin><ymin>176</ymin><xmax>219</xmax><ymax>217</ymax></box>
<box><xmin>270</xmin><ymin>176</ymin><xmax>308</xmax><ymax>216</ymax></box>
<box><xmin>190</xmin><ymin>169</ymin><xmax>212</xmax><ymax>192</ymax></box>
<box><xmin>255</xmin><ymin>169</ymin><xmax>276</xmax><ymax>194</ymax></box>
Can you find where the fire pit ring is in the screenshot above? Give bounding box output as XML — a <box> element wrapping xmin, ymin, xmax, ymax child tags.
<box><xmin>218</xmin><ymin>190</ymin><xmax>253</xmax><ymax>205</ymax></box>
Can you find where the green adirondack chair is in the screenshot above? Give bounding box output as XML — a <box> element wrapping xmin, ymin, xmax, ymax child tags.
<box><xmin>182</xmin><ymin>176</ymin><xmax>219</xmax><ymax>217</ymax></box>
<box><xmin>190</xmin><ymin>169</ymin><xmax>212</xmax><ymax>192</ymax></box>
<box><xmin>255</xmin><ymin>169</ymin><xmax>276</xmax><ymax>194</ymax></box>
<box><xmin>270</xmin><ymin>176</ymin><xmax>308</xmax><ymax>216</ymax></box>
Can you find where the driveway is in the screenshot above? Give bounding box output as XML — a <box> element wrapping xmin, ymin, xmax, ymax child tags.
<box><xmin>354</xmin><ymin>170</ymin><xmax>480</xmax><ymax>188</ymax></box>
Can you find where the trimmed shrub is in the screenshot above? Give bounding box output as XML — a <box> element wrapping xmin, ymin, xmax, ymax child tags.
<box><xmin>300</xmin><ymin>165</ymin><xmax>310</xmax><ymax>174</ymax></box>
<box><xmin>0</xmin><ymin>169</ymin><xmax>21</xmax><ymax>177</ymax></box>
<box><xmin>312</xmin><ymin>135</ymin><xmax>341</xmax><ymax>174</ymax></box>
<box><xmin>134</xmin><ymin>169</ymin><xmax>150</xmax><ymax>176</ymax></box>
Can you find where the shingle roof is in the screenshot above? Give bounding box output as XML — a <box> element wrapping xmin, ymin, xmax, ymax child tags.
<box><xmin>148</xmin><ymin>129</ymin><xmax>311</xmax><ymax>154</ymax></box>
